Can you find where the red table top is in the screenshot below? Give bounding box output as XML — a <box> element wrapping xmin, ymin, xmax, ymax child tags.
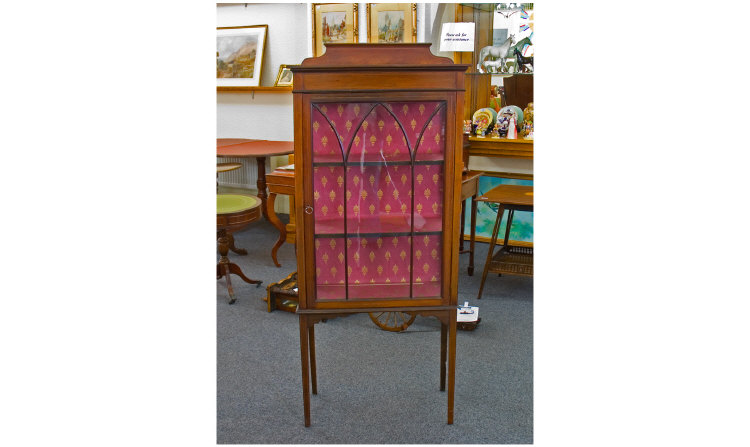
<box><xmin>217</xmin><ymin>138</ymin><xmax>294</xmax><ymax>157</ymax></box>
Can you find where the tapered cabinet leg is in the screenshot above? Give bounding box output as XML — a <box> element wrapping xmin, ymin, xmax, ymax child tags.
<box><xmin>447</xmin><ymin>309</ymin><xmax>457</xmax><ymax>425</ymax></box>
<box><xmin>299</xmin><ymin>315</ymin><xmax>311</xmax><ymax>427</ymax></box>
<box><xmin>309</xmin><ymin>324</ymin><xmax>317</xmax><ymax>395</ymax></box>
<box><xmin>440</xmin><ymin>322</ymin><xmax>447</xmax><ymax>391</ymax></box>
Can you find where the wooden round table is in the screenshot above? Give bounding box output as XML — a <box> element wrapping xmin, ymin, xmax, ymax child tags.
<box><xmin>217</xmin><ymin>162</ymin><xmax>243</xmax><ymax>192</ymax></box>
<box><xmin>217</xmin><ymin>162</ymin><xmax>243</xmax><ymax>174</ymax></box>
<box><xmin>217</xmin><ymin>194</ymin><xmax>263</xmax><ymax>304</ymax></box>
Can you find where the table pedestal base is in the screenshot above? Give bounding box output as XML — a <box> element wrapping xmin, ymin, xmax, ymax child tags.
<box><xmin>217</xmin><ymin>230</ymin><xmax>262</xmax><ymax>304</ymax></box>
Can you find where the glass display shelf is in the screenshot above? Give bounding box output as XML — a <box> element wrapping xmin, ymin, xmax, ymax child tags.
<box><xmin>316</xmin><ymin>282</ymin><xmax>442</xmax><ymax>301</ymax></box>
<box><xmin>314</xmin><ymin>215</ymin><xmax>443</xmax><ymax>236</ymax></box>
<box><xmin>312</xmin><ymin>156</ymin><xmax>445</xmax><ymax>165</ymax></box>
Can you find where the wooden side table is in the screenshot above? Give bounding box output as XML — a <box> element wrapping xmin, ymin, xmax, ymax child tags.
<box><xmin>265</xmin><ymin>166</ymin><xmax>295</xmax><ymax>267</ymax></box>
<box><xmin>217</xmin><ymin>194</ymin><xmax>263</xmax><ymax>304</ymax></box>
<box><xmin>459</xmin><ymin>170</ymin><xmax>482</xmax><ymax>275</ymax></box>
<box><xmin>475</xmin><ymin>184</ymin><xmax>533</xmax><ymax>300</ymax></box>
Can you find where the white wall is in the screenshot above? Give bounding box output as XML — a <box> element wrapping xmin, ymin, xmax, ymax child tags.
<box><xmin>217</xmin><ymin>3</ymin><xmax>311</xmax><ymax>213</ymax></box>
<box><xmin>217</xmin><ymin>2</ymin><xmax>308</xmax><ymax>142</ymax></box>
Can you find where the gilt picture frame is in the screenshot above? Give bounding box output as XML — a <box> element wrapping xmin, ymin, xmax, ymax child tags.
<box><xmin>217</xmin><ymin>25</ymin><xmax>268</xmax><ymax>88</ymax></box>
<box><xmin>366</xmin><ymin>3</ymin><xmax>416</xmax><ymax>43</ymax></box>
<box><xmin>312</xmin><ymin>4</ymin><xmax>358</xmax><ymax>57</ymax></box>
<box><xmin>274</xmin><ymin>65</ymin><xmax>293</xmax><ymax>87</ymax></box>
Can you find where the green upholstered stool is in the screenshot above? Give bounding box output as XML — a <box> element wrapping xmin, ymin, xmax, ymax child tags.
<box><xmin>217</xmin><ymin>194</ymin><xmax>262</xmax><ymax>304</ymax></box>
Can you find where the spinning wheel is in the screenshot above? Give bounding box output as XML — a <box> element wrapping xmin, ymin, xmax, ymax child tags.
<box><xmin>368</xmin><ymin>311</ymin><xmax>416</xmax><ymax>332</ymax></box>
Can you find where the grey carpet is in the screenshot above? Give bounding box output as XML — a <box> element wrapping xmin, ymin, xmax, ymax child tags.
<box><xmin>217</xmin><ymin>215</ymin><xmax>533</xmax><ymax>444</ymax></box>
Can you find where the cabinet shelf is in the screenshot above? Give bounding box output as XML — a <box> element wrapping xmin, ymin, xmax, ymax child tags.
<box><xmin>312</xmin><ymin>156</ymin><xmax>445</xmax><ymax>165</ymax></box>
<box><xmin>315</xmin><ymin>215</ymin><xmax>443</xmax><ymax>235</ymax></box>
<box><xmin>313</xmin><ymin>160</ymin><xmax>444</xmax><ymax>167</ymax></box>
<box><xmin>466</xmin><ymin>135</ymin><xmax>533</xmax><ymax>159</ymax></box>
<box><xmin>316</xmin><ymin>282</ymin><xmax>442</xmax><ymax>301</ymax></box>
<box><xmin>314</xmin><ymin>230</ymin><xmax>442</xmax><ymax>239</ymax></box>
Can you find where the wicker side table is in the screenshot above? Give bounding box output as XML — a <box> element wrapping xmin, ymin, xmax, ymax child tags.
<box><xmin>475</xmin><ymin>184</ymin><xmax>533</xmax><ymax>300</ymax></box>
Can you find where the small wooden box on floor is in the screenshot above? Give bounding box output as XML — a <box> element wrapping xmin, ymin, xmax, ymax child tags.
<box><xmin>265</xmin><ymin>271</ymin><xmax>299</xmax><ymax>313</ymax></box>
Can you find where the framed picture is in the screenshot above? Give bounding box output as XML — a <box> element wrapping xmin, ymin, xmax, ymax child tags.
<box><xmin>312</xmin><ymin>4</ymin><xmax>358</xmax><ymax>57</ymax></box>
<box><xmin>217</xmin><ymin>25</ymin><xmax>268</xmax><ymax>88</ymax></box>
<box><xmin>274</xmin><ymin>65</ymin><xmax>293</xmax><ymax>87</ymax></box>
<box><xmin>366</xmin><ymin>3</ymin><xmax>416</xmax><ymax>43</ymax></box>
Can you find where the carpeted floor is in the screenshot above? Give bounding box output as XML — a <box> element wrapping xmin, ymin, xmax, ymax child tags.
<box><xmin>217</xmin><ymin>214</ymin><xmax>533</xmax><ymax>444</ymax></box>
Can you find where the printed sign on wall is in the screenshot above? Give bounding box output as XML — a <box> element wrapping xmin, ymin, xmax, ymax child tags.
<box><xmin>439</xmin><ymin>22</ymin><xmax>475</xmax><ymax>52</ymax></box>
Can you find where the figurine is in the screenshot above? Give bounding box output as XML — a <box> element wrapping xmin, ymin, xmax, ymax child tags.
<box><xmin>482</xmin><ymin>59</ymin><xmax>504</xmax><ymax>73</ymax></box>
<box><xmin>506</xmin><ymin>117</ymin><xmax>517</xmax><ymax>139</ymax></box>
<box><xmin>523</xmin><ymin>121</ymin><xmax>533</xmax><ymax>139</ymax></box>
<box><xmin>522</xmin><ymin>102</ymin><xmax>534</xmax><ymax>138</ymax></box>
<box><xmin>507</xmin><ymin>37</ymin><xmax>532</xmax><ymax>56</ymax></box>
<box><xmin>497</xmin><ymin>105</ymin><xmax>523</xmax><ymax>136</ymax></box>
<box><xmin>488</xmin><ymin>96</ymin><xmax>502</xmax><ymax>113</ymax></box>
<box><xmin>523</xmin><ymin>102</ymin><xmax>533</xmax><ymax>121</ymax></box>
<box><xmin>490</xmin><ymin>124</ymin><xmax>501</xmax><ymax>139</ymax></box>
<box><xmin>495</xmin><ymin>115</ymin><xmax>510</xmax><ymax>136</ymax></box>
<box><xmin>514</xmin><ymin>48</ymin><xmax>534</xmax><ymax>73</ymax></box>
<box><xmin>476</xmin><ymin>35</ymin><xmax>515</xmax><ymax>73</ymax></box>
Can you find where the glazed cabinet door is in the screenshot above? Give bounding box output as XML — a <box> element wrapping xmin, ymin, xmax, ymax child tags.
<box><xmin>308</xmin><ymin>100</ymin><xmax>448</xmax><ymax>304</ymax></box>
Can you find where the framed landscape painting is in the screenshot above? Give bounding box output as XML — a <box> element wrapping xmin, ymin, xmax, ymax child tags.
<box><xmin>217</xmin><ymin>25</ymin><xmax>268</xmax><ymax>88</ymax></box>
<box><xmin>312</xmin><ymin>4</ymin><xmax>358</xmax><ymax>57</ymax></box>
<box><xmin>366</xmin><ymin>3</ymin><xmax>416</xmax><ymax>43</ymax></box>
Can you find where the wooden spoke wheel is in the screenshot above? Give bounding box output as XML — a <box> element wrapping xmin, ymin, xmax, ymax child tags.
<box><xmin>368</xmin><ymin>311</ymin><xmax>416</xmax><ymax>332</ymax></box>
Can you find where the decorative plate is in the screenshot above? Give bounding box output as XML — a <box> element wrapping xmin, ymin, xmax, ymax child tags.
<box><xmin>472</xmin><ymin>108</ymin><xmax>497</xmax><ymax>136</ymax></box>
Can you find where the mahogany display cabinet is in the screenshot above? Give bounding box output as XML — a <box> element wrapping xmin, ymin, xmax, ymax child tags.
<box><xmin>291</xmin><ymin>43</ymin><xmax>468</xmax><ymax>426</ymax></box>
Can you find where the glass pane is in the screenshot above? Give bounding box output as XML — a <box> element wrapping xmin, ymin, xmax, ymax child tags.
<box><xmin>412</xmin><ymin>164</ymin><xmax>443</xmax><ymax>232</ymax></box>
<box><xmin>346</xmin><ymin>164</ymin><xmax>412</xmax><ymax>234</ymax></box>
<box><xmin>347</xmin><ymin>104</ymin><xmax>411</xmax><ymax>163</ymax></box>
<box><xmin>311</xmin><ymin>106</ymin><xmax>345</xmax><ymax>164</ymax></box>
<box><xmin>413</xmin><ymin>104</ymin><xmax>445</xmax><ymax>162</ymax></box>
<box><xmin>391</xmin><ymin>102</ymin><xmax>435</xmax><ymax>150</ymax></box>
<box><xmin>314</xmin><ymin>237</ymin><xmax>346</xmax><ymax>301</ymax></box>
<box><xmin>412</xmin><ymin>234</ymin><xmax>442</xmax><ymax>298</ymax></box>
<box><xmin>313</xmin><ymin>165</ymin><xmax>345</xmax><ymax>234</ymax></box>
<box><xmin>346</xmin><ymin>235</ymin><xmax>412</xmax><ymax>299</ymax></box>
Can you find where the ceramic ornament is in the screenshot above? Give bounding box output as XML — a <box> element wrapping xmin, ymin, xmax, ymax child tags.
<box><xmin>507</xmin><ymin>117</ymin><xmax>517</xmax><ymax>139</ymax></box>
